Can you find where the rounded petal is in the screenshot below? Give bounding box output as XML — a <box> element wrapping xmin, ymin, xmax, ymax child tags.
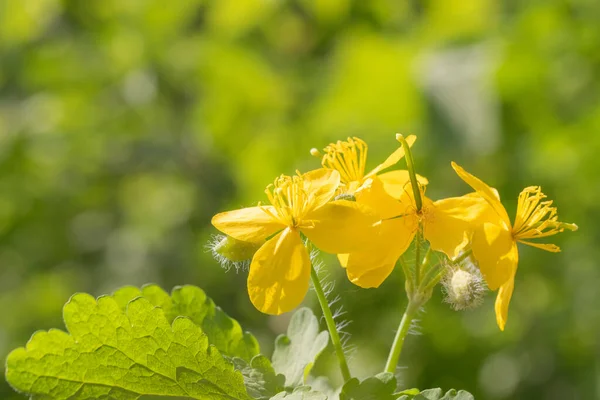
<box><xmin>303</xmin><ymin>200</ymin><xmax>379</xmax><ymax>254</ymax></box>
<box><xmin>247</xmin><ymin>228</ymin><xmax>311</xmax><ymax>315</ymax></box>
<box><xmin>348</xmin><ymin>263</ymin><xmax>396</xmax><ymax>288</ymax></box>
<box><xmin>355</xmin><ymin>177</ymin><xmax>406</xmax><ymax>219</ymax></box>
<box><xmin>302</xmin><ymin>168</ymin><xmax>341</xmax><ymax>211</ymax></box>
<box><xmin>451</xmin><ymin>162</ymin><xmax>511</xmax><ymax>228</ymax></box>
<box><xmin>424</xmin><ymin>194</ymin><xmax>492</xmax><ymax>259</ymax></box>
<box><xmin>472</xmin><ymin>222</ymin><xmax>516</xmax><ymax>290</ymax></box>
<box><xmin>366</xmin><ymin>134</ymin><xmax>417</xmax><ymax>177</ymax></box>
<box><xmin>494</xmin><ymin>245</ymin><xmax>517</xmax><ymax>331</ymax></box>
<box><xmin>345</xmin><ymin>218</ymin><xmax>416</xmax><ymax>288</ymax></box>
<box><xmin>212</xmin><ymin>206</ymin><xmax>285</xmax><ymax>243</ymax></box>
<box><xmin>377</xmin><ymin>170</ymin><xmax>429</xmax><ymax>200</ymax></box>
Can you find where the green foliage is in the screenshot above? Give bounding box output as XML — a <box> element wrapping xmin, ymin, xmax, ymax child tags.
<box><xmin>340</xmin><ymin>374</ymin><xmax>475</xmax><ymax>400</ymax></box>
<box><xmin>233</xmin><ymin>355</ymin><xmax>286</xmax><ymax>399</ymax></box>
<box><xmin>272</xmin><ymin>308</ymin><xmax>329</xmax><ymax>388</ymax></box>
<box><xmin>5</xmin><ymin>293</ymin><xmax>250</xmax><ymax>399</ymax></box>
<box><xmin>269</xmin><ymin>386</ymin><xmax>328</xmax><ymax>400</ymax></box>
<box><xmin>112</xmin><ymin>284</ymin><xmax>260</xmax><ymax>362</ymax></box>
<box><xmin>4</xmin><ymin>286</ymin><xmax>340</xmax><ymax>399</ymax></box>
<box><xmin>397</xmin><ymin>388</ymin><xmax>474</xmax><ymax>400</ymax></box>
<box><xmin>340</xmin><ymin>373</ymin><xmax>397</xmax><ymax>400</ymax></box>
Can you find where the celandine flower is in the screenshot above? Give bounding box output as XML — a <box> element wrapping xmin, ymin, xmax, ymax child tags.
<box><xmin>341</xmin><ymin>176</ymin><xmax>488</xmax><ymax>288</ymax></box>
<box><xmin>311</xmin><ymin>136</ymin><xmax>432</xmax><ymax>287</ymax></box>
<box><xmin>452</xmin><ymin>162</ymin><xmax>578</xmax><ymax>330</ymax></box>
<box><xmin>211</xmin><ymin>168</ymin><xmax>378</xmax><ymax>315</ymax></box>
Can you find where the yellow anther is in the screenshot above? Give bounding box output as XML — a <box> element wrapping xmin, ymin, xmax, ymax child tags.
<box><xmin>264</xmin><ymin>173</ymin><xmax>311</xmax><ymax>227</ymax></box>
<box><xmin>512</xmin><ymin>187</ymin><xmax>571</xmax><ymax>248</ymax></box>
<box><xmin>320</xmin><ymin>137</ymin><xmax>368</xmax><ymax>185</ymax></box>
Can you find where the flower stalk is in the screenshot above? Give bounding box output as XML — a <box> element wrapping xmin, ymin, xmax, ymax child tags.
<box><xmin>310</xmin><ymin>262</ymin><xmax>352</xmax><ymax>382</ymax></box>
<box><xmin>384</xmin><ymin>300</ymin><xmax>420</xmax><ymax>373</ymax></box>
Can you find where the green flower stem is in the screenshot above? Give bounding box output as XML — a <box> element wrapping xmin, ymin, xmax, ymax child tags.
<box><xmin>397</xmin><ymin>134</ymin><xmax>422</xmax><ymax>212</ymax></box>
<box><xmin>421</xmin><ymin>246</ymin><xmax>432</xmax><ymax>270</ymax></box>
<box><xmin>310</xmin><ymin>264</ymin><xmax>352</xmax><ymax>383</ymax></box>
<box><xmin>384</xmin><ymin>300</ymin><xmax>420</xmax><ymax>373</ymax></box>
<box><xmin>414</xmin><ymin>230</ymin><xmax>421</xmax><ymax>287</ymax></box>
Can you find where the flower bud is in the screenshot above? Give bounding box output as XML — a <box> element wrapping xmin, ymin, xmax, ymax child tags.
<box><xmin>208</xmin><ymin>235</ymin><xmax>261</xmax><ymax>271</ymax></box>
<box><xmin>442</xmin><ymin>260</ymin><xmax>487</xmax><ymax>311</ymax></box>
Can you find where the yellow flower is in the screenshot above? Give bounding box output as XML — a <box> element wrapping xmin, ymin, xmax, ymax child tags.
<box><xmin>342</xmin><ymin>176</ymin><xmax>489</xmax><ymax>288</ymax></box>
<box><xmin>314</xmin><ymin>136</ymin><xmax>450</xmax><ymax>287</ymax></box>
<box><xmin>451</xmin><ymin>162</ymin><xmax>578</xmax><ymax>330</ymax></box>
<box><xmin>211</xmin><ymin>168</ymin><xmax>378</xmax><ymax>315</ymax></box>
<box><xmin>312</xmin><ymin>135</ymin><xmax>425</xmax><ymax>195</ymax></box>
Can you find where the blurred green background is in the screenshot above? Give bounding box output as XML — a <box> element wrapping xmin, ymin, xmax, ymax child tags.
<box><xmin>1</xmin><ymin>0</ymin><xmax>598</xmax><ymax>399</ymax></box>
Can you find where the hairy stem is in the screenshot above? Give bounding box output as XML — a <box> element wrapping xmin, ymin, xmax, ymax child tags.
<box><xmin>384</xmin><ymin>300</ymin><xmax>419</xmax><ymax>373</ymax></box>
<box><xmin>414</xmin><ymin>230</ymin><xmax>421</xmax><ymax>287</ymax></box>
<box><xmin>310</xmin><ymin>264</ymin><xmax>352</xmax><ymax>382</ymax></box>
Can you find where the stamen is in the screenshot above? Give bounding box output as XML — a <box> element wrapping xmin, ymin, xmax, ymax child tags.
<box><xmin>512</xmin><ymin>186</ymin><xmax>575</xmax><ymax>250</ymax></box>
<box><xmin>264</xmin><ymin>173</ymin><xmax>311</xmax><ymax>227</ymax></box>
<box><xmin>321</xmin><ymin>137</ymin><xmax>368</xmax><ymax>186</ymax></box>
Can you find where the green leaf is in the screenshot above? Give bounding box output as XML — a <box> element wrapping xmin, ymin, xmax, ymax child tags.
<box><xmin>308</xmin><ymin>377</ymin><xmax>340</xmax><ymax>398</ymax></box>
<box><xmin>113</xmin><ymin>284</ymin><xmax>260</xmax><ymax>361</ymax></box>
<box><xmin>395</xmin><ymin>388</ymin><xmax>420</xmax><ymax>397</ymax></box>
<box><xmin>340</xmin><ymin>373</ymin><xmax>397</xmax><ymax>400</ymax></box>
<box><xmin>6</xmin><ymin>293</ymin><xmax>251</xmax><ymax>399</ymax></box>
<box><xmin>421</xmin><ymin>389</ymin><xmax>444</xmax><ymax>399</ymax></box>
<box><xmin>233</xmin><ymin>355</ymin><xmax>286</xmax><ymax>399</ymax></box>
<box><xmin>270</xmin><ymin>386</ymin><xmax>328</xmax><ymax>399</ymax></box>
<box><xmin>441</xmin><ymin>390</ymin><xmax>474</xmax><ymax>400</ymax></box>
<box><xmin>400</xmin><ymin>388</ymin><xmax>475</xmax><ymax>400</ymax></box>
<box><xmin>271</xmin><ymin>308</ymin><xmax>329</xmax><ymax>387</ymax></box>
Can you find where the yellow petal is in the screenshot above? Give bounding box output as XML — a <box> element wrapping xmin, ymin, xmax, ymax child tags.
<box><xmin>517</xmin><ymin>240</ymin><xmax>560</xmax><ymax>252</ymax></box>
<box><xmin>212</xmin><ymin>206</ymin><xmax>285</xmax><ymax>243</ymax></box>
<box><xmin>247</xmin><ymin>228</ymin><xmax>311</xmax><ymax>315</ymax></box>
<box><xmin>345</xmin><ymin>218</ymin><xmax>416</xmax><ymax>288</ymax></box>
<box><xmin>494</xmin><ymin>244</ymin><xmax>518</xmax><ymax>331</ymax></box>
<box><xmin>355</xmin><ymin>177</ymin><xmax>406</xmax><ymax>219</ymax></box>
<box><xmin>377</xmin><ymin>170</ymin><xmax>429</xmax><ymax>200</ymax></box>
<box><xmin>303</xmin><ymin>200</ymin><xmax>379</xmax><ymax>254</ymax></box>
<box><xmin>302</xmin><ymin>168</ymin><xmax>341</xmax><ymax>211</ymax></box>
<box><xmin>338</xmin><ymin>253</ymin><xmax>349</xmax><ymax>268</ymax></box>
<box><xmin>366</xmin><ymin>134</ymin><xmax>417</xmax><ymax>177</ymax></box>
<box><xmin>471</xmin><ymin>221</ymin><xmax>515</xmax><ymax>290</ymax></box>
<box><xmin>451</xmin><ymin>162</ymin><xmax>511</xmax><ymax>228</ymax></box>
<box><xmin>424</xmin><ymin>194</ymin><xmax>492</xmax><ymax>259</ymax></box>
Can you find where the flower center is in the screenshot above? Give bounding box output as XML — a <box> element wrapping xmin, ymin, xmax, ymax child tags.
<box><xmin>320</xmin><ymin>137</ymin><xmax>368</xmax><ymax>187</ymax></box>
<box><xmin>512</xmin><ymin>186</ymin><xmax>574</xmax><ymax>241</ymax></box>
<box><xmin>263</xmin><ymin>174</ymin><xmax>311</xmax><ymax>228</ymax></box>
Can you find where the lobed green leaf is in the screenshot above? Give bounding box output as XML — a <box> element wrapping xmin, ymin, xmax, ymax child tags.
<box><xmin>397</xmin><ymin>388</ymin><xmax>475</xmax><ymax>400</ymax></box>
<box><xmin>6</xmin><ymin>290</ymin><xmax>252</xmax><ymax>399</ymax></box>
<box><xmin>271</xmin><ymin>308</ymin><xmax>329</xmax><ymax>388</ymax></box>
<box><xmin>340</xmin><ymin>372</ymin><xmax>397</xmax><ymax>400</ymax></box>
<box><xmin>112</xmin><ymin>284</ymin><xmax>260</xmax><ymax>362</ymax></box>
<box><xmin>233</xmin><ymin>355</ymin><xmax>286</xmax><ymax>400</ymax></box>
<box><xmin>270</xmin><ymin>386</ymin><xmax>328</xmax><ymax>399</ymax></box>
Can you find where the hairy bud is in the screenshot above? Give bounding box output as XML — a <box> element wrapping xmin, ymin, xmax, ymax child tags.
<box><xmin>442</xmin><ymin>259</ymin><xmax>487</xmax><ymax>311</ymax></box>
<box><xmin>208</xmin><ymin>235</ymin><xmax>261</xmax><ymax>271</ymax></box>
